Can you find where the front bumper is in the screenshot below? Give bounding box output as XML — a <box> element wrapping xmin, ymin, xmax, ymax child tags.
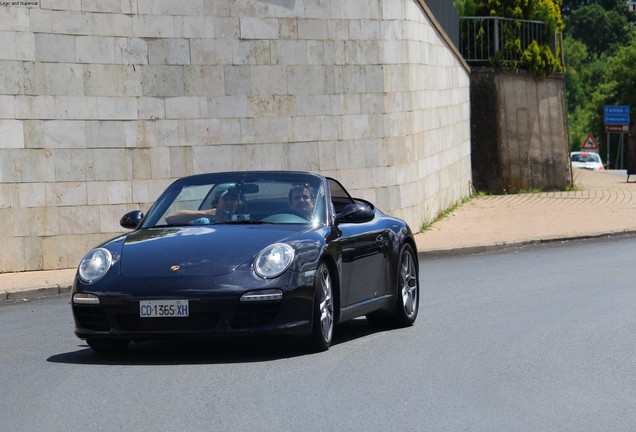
<box><xmin>72</xmin><ymin>271</ymin><xmax>315</xmax><ymax>341</ymax></box>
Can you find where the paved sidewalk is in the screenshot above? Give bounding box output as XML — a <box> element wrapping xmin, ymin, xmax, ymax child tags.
<box><xmin>418</xmin><ymin>168</ymin><xmax>636</xmax><ymax>254</ymax></box>
<box><xmin>2</xmin><ymin>169</ymin><xmax>636</xmax><ymax>301</ymax></box>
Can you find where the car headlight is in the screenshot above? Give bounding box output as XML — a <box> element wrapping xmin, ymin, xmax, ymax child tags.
<box><xmin>78</xmin><ymin>248</ymin><xmax>113</xmax><ymax>283</ymax></box>
<box><xmin>254</xmin><ymin>243</ymin><xmax>295</xmax><ymax>278</ymax></box>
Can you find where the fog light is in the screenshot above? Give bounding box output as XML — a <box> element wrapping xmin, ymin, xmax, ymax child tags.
<box><xmin>73</xmin><ymin>293</ymin><xmax>100</xmax><ymax>305</ymax></box>
<box><xmin>240</xmin><ymin>289</ymin><xmax>283</xmax><ymax>302</ymax></box>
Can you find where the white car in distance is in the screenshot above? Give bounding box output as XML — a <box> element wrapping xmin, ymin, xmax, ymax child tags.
<box><xmin>570</xmin><ymin>151</ymin><xmax>604</xmax><ymax>171</ymax></box>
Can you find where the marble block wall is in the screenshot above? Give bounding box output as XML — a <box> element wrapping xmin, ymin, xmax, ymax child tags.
<box><xmin>0</xmin><ymin>0</ymin><xmax>471</xmax><ymax>272</ymax></box>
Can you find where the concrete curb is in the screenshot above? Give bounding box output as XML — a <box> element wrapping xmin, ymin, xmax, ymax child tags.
<box><xmin>417</xmin><ymin>231</ymin><xmax>636</xmax><ymax>259</ymax></box>
<box><xmin>2</xmin><ymin>285</ymin><xmax>72</xmax><ymax>302</ymax></box>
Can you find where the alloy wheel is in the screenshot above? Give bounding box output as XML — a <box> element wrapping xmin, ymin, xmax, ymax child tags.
<box><xmin>400</xmin><ymin>249</ymin><xmax>418</xmax><ymax>319</ymax></box>
<box><xmin>317</xmin><ymin>263</ymin><xmax>334</xmax><ymax>344</ymax></box>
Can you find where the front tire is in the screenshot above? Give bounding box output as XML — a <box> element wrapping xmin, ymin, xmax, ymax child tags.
<box><xmin>394</xmin><ymin>243</ymin><xmax>419</xmax><ymax>326</ymax></box>
<box><xmin>308</xmin><ymin>261</ymin><xmax>334</xmax><ymax>352</ymax></box>
<box><xmin>367</xmin><ymin>243</ymin><xmax>419</xmax><ymax>327</ymax></box>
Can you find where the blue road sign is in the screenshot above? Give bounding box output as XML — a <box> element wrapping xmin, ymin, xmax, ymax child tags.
<box><xmin>604</xmin><ymin>105</ymin><xmax>630</xmax><ymax>125</ymax></box>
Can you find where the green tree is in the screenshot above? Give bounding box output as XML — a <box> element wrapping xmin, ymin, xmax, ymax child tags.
<box><xmin>562</xmin><ymin>0</ymin><xmax>635</xmax><ymax>155</ymax></box>
<box><xmin>565</xmin><ymin>51</ymin><xmax>615</xmax><ymax>152</ymax></box>
<box><xmin>588</xmin><ymin>32</ymin><xmax>636</xmax><ymax>153</ymax></box>
<box><xmin>604</xmin><ymin>33</ymin><xmax>636</xmax><ymax>107</ymax></box>
<box><xmin>563</xmin><ymin>36</ymin><xmax>590</xmax><ymax>112</ymax></box>
<box><xmin>474</xmin><ymin>0</ymin><xmax>563</xmax><ymax>27</ymax></box>
<box><xmin>563</xmin><ymin>36</ymin><xmax>604</xmax><ymax>150</ymax></box>
<box><xmin>530</xmin><ymin>0</ymin><xmax>564</xmax><ymax>31</ymax></box>
<box><xmin>521</xmin><ymin>40</ymin><xmax>560</xmax><ymax>77</ymax></box>
<box><xmin>561</xmin><ymin>0</ymin><xmax>594</xmax><ymax>16</ymax></box>
<box><xmin>565</xmin><ymin>4</ymin><xmax>631</xmax><ymax>57</ymax></box>
<box><xmin>454</xmin><ymin>0</ymin><xmax>478</xmax><ymax>15</ymax></box>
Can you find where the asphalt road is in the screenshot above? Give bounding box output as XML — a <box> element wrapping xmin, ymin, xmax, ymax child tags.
<box><xmin>1</xmin><ymin>236</ymin><xmax>635</xmax><ymax>431</ymax></box>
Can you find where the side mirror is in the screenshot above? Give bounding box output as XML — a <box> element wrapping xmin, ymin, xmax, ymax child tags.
<box><xmin>120</xmin><ymin>210</ymin><xmax>144</xmax><ymax>229</ymax></box>
<box><xmin>335</xmin><ymin>203</ymin><xmax>375</xmax><ymax>224</ymax></box>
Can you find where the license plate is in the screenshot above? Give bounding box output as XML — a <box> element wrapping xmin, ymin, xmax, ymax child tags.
<box><xmin>139</xmin><ymin>300</ymin><xmax>189</xmax><ymax>318</ymax></box>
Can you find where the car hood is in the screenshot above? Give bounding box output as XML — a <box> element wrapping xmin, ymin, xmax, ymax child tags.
<box><xmin>117</xmin><ymin>225</ymin><xmax>312</xmax><ymax>277</ymax></box>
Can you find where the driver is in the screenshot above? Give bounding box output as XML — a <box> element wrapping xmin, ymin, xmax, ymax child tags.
<box><xmin>165</xmin><ymin>186</ymin><xmax>240</xmax><ymax>224</ymax></box>
<box><xmin>288</xmin><ymin>184</ymin><xmax>315</xmax><ymax>219</ymax></box>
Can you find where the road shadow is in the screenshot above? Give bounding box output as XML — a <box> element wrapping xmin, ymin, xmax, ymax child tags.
<box><xmin>47</xmin><ymin>317</ymin><xmax>384</xmax><ymax>366</ymax></box>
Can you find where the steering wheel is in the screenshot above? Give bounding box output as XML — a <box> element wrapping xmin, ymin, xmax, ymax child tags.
<box><xmin>279</xmin><ymin>208</ymin><xmax>310</xmax><ymax>220</ymax></box>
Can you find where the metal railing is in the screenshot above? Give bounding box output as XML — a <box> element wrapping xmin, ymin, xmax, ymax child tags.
<box><xmin>460</xmin><ymin>16</ymin><xmax>556</xmax><ymax>64</ymax></box>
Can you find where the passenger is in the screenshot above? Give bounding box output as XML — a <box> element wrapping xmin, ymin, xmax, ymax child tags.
<box><xmin>288</xmin><ymin>183</ymin><xmax>315</xmax><ymax>219</ymax></box>
<box><xmin>165</xmin><ymin>185</ymin><xmax>240</xmax><ymax>225</ymax></box>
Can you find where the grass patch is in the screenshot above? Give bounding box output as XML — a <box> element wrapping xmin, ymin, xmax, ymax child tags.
<box><xmin>420</xmin><ymin>195</ymin><xmax>474</xmax><ymax>232</ymax></box>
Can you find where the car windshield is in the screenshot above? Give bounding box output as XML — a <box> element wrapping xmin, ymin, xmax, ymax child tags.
<box><xmin>141</xmin><ymin>172</ymin><xmax>327</xmax><ymax>228</ymax></box>
<box><xmin>571</xmin><ymin>153</ymin><xmax>600</xmax><ymax>163</ymax></box>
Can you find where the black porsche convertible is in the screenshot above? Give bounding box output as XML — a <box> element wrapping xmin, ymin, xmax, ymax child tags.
<box><xmin>71</xmin><ymin>171</ymin><xmax>420</xmax><ymax>353</ymax></box>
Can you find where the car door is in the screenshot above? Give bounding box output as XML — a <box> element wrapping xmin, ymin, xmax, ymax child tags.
<box><xmin>327</xmin><ymin>178</ymin><xmax>388</xmax><ymax>308</ymax></box>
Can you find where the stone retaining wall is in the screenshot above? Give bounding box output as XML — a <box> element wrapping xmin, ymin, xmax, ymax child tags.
<box><xmin>0</xmin><ymin>0</ymin><xmax>471</xmax><ymax>272</ymax></box>
<box><xmin>470</xmin><ymin>69</ymin><xmax>570</xmax><ymax>193</ymax></box>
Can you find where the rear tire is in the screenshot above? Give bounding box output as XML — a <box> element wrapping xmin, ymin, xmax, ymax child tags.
<box><xmin>307</xmin><ymin>262</ymin><xmax>334</xmax><ymax>352</ymax></box>
<box><xmin>366</xmin><ymin>243</ymin><xmax>419</xmax><ymax>328</ymax></box>
<box><xmin>86</xmin><ymin>338</ymin><xmax>129</xmax><ymax>354</ymax></box>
